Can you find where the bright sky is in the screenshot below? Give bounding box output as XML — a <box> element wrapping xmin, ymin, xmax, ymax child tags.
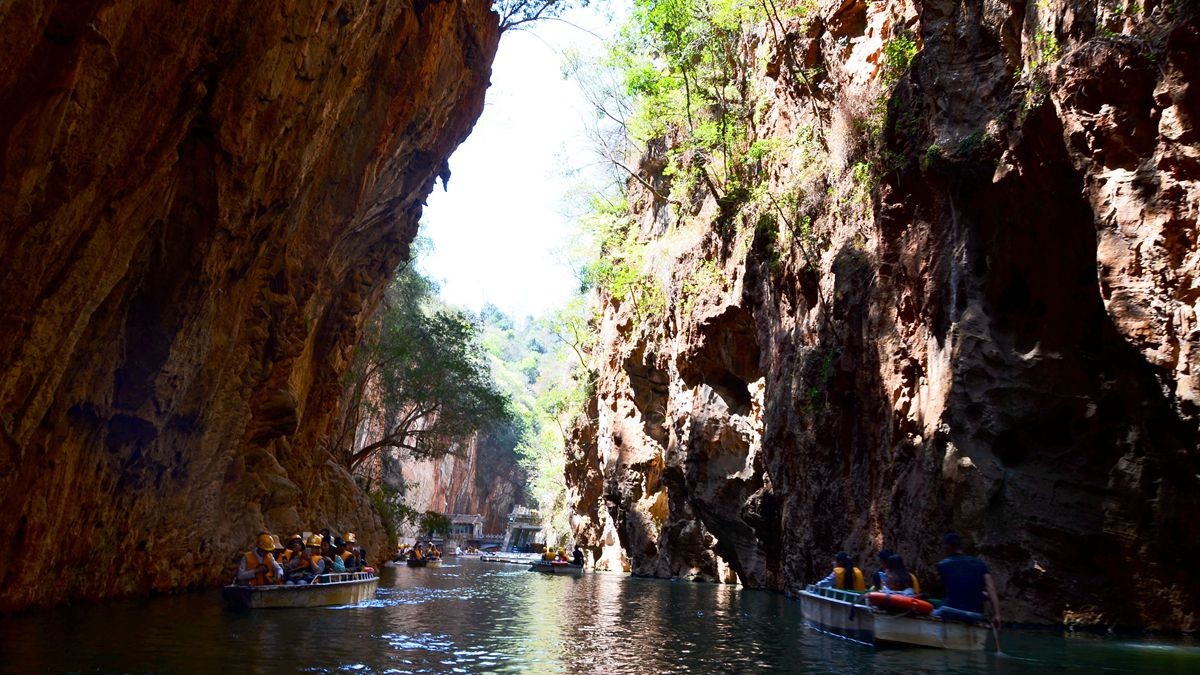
<box><xmin>419</xmin><ymin>8</ymin><xmax>619</xmax><ymax>320</ymax></box>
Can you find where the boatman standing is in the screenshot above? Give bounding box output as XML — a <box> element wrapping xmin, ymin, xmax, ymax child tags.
<box><xmin>933</xmin><ymin>532</ymin><xmax>1000</xmax><ymax>627</ymax></box>
<box><xmin>236</xmin><ymin>533</ymin><xmax>284</xmax><ymax>586</ymax></box>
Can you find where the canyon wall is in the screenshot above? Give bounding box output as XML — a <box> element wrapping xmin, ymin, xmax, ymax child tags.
<box><xmin>376</xmin><ymin>429</ymin><xmax>526</xmax><ymax>536</ymax></box>
<box><xmin>0</xmin><ymin>0</ymin><xmax>499</xmax><ymax>610</ymax></box>
<box><xmin>567</xmin><ymin>0</ymin><xmax>1199</xmax><ymax>629</ymax></box>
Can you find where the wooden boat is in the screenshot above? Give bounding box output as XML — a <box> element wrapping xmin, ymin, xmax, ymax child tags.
<box><xmin>222</xmin><ymin>572</ymin><xmax>378</xmax><ymax>609</ymax></box>
<box><xmin>799</xmin><ymin>585</ymin><xmax>989</xmax><ymax>650</ymax></box>
<box><xmin>529</xmin><ymin>560</ymin><xmax>585</xmax><ymax>577</ymax></box>
<box><xmin>406</xmin><ymin>558</ymin><xmax>428</xmax><ymax>568</ymax></box>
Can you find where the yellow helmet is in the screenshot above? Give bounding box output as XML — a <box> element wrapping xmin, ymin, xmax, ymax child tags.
<box><xmin>306</xmin><ymin>534</ymin><xmax>323</xmax><ymax>547</ymax></box>
<box><xmin>345</xmin><ymin>532</ymin><xmax>357</xmax><ymax>543</ymax></box>
<box><xmin>269</xmin><ymin>535</ymin><xmax>282</xmax><ymax>549</ymax></box>
<box><xmin>256</xmin><ymin>533</ymin><xmax>275</xmax><ymax>551</ymax></box>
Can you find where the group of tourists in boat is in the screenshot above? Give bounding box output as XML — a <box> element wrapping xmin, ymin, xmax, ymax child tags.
<box><xmin>235</xmin><ymin>529</ymin><xmax>370</xmax><ymax>587</ymax></box>
<box><xmin>814</xmin><ymin>532</ymin><xmax>1000</xmax><ymax>627</ymax></box>
<box><xmin>393</xmin><ymin>541</ymin><xmax>442</xmax><ymax>566</ymax></box>
<box><xmin>541</xmin><ymin>545</ymin><xmax>585</xmax><ymax>566</ymax></box>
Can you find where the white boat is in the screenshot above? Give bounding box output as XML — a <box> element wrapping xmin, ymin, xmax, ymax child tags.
<box><xmin>426</xmin><ymin>558</ymin><xmax>443</xmax><ymax>568</ymax></box>
<box><xmin>529</xmin><ymin>560</ymin><xmax>585</xmax><ymax>577</ymax></box>
<box><xmin>222</xmin><ymin>572</ymin><xmax>378</xmax><ymax>609</ymax></box>
<box><xmin>798</xmin><ymin>585</ymin><xmax>989</xmax><ymax>650</ymax></box>
<box><xmin>480</xmin><ymin>554</ymin><xmax>538</xmax><ymax>565</ymax></box>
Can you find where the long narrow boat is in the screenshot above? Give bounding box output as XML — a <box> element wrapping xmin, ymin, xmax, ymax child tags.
<box><xmin>529</xmin><ymin>560</ymin><xmax>584</xmax><ymax>577</ymax></box>
<box><xmin>222</xmin><ymin>571</ymin><xmax>378</xmax><ymax>609</ymax></box>
<box><xmin>798</xmin><ymin>585</ymin><xmax>989</xmax><ymax>650</ymax></box>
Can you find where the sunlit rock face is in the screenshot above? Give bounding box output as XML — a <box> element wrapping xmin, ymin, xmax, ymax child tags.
<box><xmin>567</xmin><ymin>0</ymin><xmax>1198</xmax><ymax>629</ymax></box>
<box><xmin>0</xmin><ymin>1</ymin><xmax>499</xmax><ymax>610</ymax></box>
<box><xmin>379</xmin><ymin>431</ymin><xmax>526</xmax><ymax>536</ymax></box>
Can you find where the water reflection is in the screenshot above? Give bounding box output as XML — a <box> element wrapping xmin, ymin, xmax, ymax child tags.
<box><xmin>1</xmin><ymin>560</ymin><xmax>1198</xmax><ymax>673</ymax></box>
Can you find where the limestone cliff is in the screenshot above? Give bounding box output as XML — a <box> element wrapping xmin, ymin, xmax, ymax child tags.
<box><xmin>567</xmin><ymin>0</ymin><xmax>1198</xmax><ymax>629</ymax></box>
<box><xmin>0</xmin><ymin>0</ymin><xmax>499</xmax><ymax>610</ymax></box>
<box><xmin>378</xmin><ymin>430</ymin><xmax>525</xmax><ymax>535</ymax></box>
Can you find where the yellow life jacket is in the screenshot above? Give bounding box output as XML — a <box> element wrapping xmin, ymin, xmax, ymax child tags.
<box><xmin>243</xmin><ymin>551</ymin><xmax>277</xmax><ymax>586</ymax></box>
<box><xmin>834</xmin><ymin>566</ymin><xmax>866</xmax><ymax>591</ymax></box>
<box><xmin>910</xmin><ymin>573</ymin><xmax>921</xmax><ymax>594</ymax></box>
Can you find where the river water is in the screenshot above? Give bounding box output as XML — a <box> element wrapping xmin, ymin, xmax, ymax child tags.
<box><xmin>3</xmin><ymin>559</ymin><xmax>1198</xmax><ymax>673</ymax></box>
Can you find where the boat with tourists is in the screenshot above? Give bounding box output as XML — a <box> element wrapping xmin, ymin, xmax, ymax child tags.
<box><xmin>406</xmin><ymin>557</ymin><xmax>428</xmax><ymax>568</ymax></box>
<box><xmin>222</xmin><ymin>571</ymin><xmax>378</xmax><ymax>609</ymax></box>
<box><xmin>529</xmin><ymin>560</ymin><xmax>585</xmax><ymax>577</ymax></box>
<box><xmin>799</xmin><ymin>585</ymin><xmax>989</xmax><ymax>650</ymax></box>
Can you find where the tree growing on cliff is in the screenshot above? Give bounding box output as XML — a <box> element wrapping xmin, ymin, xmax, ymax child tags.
<box><xmin>494</xmin><ymin>0</ymin><xmax>591</xmax><ymax>32</ymax></box>
<box><xmin>332</xmin><ymin>266</ymin><xmax>514</xmax><ymax>472</ymax></box>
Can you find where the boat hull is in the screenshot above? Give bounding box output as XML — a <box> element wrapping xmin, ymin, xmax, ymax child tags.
<box><xmin>406</xmin><ymin>559</ymin><xmax>428</xmax><ymax>567</ymax></box>
<box><xmin>799</xmin><ymin>586</ymin><xmax>988</xmax><ymax>650</ymax></box>
<box><xmin>222</xmin><ymin>573</ymin><xmax>378</xmax><ymax>609</ymax></box>
<box><xmin>529</xmin><ymin>561</ymin><xmax>584</xmax><ymax>577</ymax></box>
<box><xmin>426</xmin><ymin>559</ymin><xmax>442</xmax><ymax>568</ymax></box>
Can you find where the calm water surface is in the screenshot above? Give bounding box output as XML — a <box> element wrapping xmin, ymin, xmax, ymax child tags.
<box><xmin>3</xmin><ymin>560</ymin><xmax>1198</xmax><ymax>673</ymax></box>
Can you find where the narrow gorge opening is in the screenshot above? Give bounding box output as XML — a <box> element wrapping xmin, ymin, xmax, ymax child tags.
<box><xmin>1</xmin><ymin>0</ymin><xmax>1199</xmax><ymax>669</ymax></box>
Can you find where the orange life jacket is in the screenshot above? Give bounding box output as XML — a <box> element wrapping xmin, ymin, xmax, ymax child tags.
<box><xmin>834</xmin><ymin>566</ymin><xmax>866</xmax><ymax>591</ymax></box>
<box><xmin>243</xmin><ymin>551</ymin><xmax>278</xmax><ymax>586</ymax></box>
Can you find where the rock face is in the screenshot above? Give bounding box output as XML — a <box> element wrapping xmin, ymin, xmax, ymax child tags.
<box><xmin>0</xmin><ymin>0</ymin><xmax>499</xmax><ymax>610</ymax></box>
<box><xmin>567</xmin><ymin>0</ymin><xmax>1198</xmax><ymax>629</ymax></box>
<box><xmin>380</xmin><ymin>430</ymin><xmax>525</xmax><ymax>535</ymax></box>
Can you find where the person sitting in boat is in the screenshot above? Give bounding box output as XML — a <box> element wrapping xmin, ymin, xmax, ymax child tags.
<box><xmin>305</xmin><ymin>534</ymin><xmax>327</xmax><ymax>581</ymax></box>
<box><xmin>281</xmin><ymin>535</ymin><xmax>312</xmax><ymax>584</ymax></box>
<box><xmin>409</xmin><ymin>544</ymin><xmax>424</xmax><ymax>561</ymax></box>
<box><xmin>341</xmin><ymin>533</ymin><xmax>360</xmax><ymax>572</ymax></box>
<box><xmin>328</xmin><ymin>538</ymin><xmax>348</xmax><ymax>573</ymax></box>
<box><xmin>870</xmin><ymin>549</ymin><xmax>892</xmax><ymax>590</ymax></box>
<box><xmin>236</xmin><ymin>533</ymin><xmax>284</xmax><ymax>586</ymax></box>
<box><xmin>542</xmin><ymin>547</ymin><xmax>555</xmax><ymax>561</ymax></box>
<box><xmin>882</xmin><ymin>554</ymin><xmax>921</xmax><ymax>596</ymax></box>
<box><xmin>572</xmin><ymin>545</ymin><xmax>584</xmax><ymax>567</ymax></box>
<box><xmin>815</xmin><ymin>552</ymin><xmax>866</xmax><ymax>591</ymax></box>
<box><xmin>932</xmin><ymin>532</ymin><xmax>1000</xmax><ymax>628</ymax></box>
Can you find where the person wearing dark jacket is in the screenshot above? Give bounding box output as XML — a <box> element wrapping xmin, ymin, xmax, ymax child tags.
<box><xmin>933</xmin><ymin>532</ymin><xmax>1000</xmax><ymax>627</ymax></box>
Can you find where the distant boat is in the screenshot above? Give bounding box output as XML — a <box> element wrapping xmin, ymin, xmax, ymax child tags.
<box><xmin>481</xmin><ymin>553</ymin><xmax>539</xmax><ymax>565</ymax></box>
<box><xmin>426</xmin><ymin>558</ymin><xmax>443</xmax><ymax>568</ymax></box>
<box><xmin>798</xmin><ymin>585</ymin><xmax>989</xmax><ymax>650</ymax></box>
<box><xmin>406</xmin><ymin>558</ymin><xmax>428</xmax><ymax>568</ymax></box>
<box><xmin>529</xmin><ymin>560</ymin><xmax>585</xmax><ymax>577</ymax></box>
<box><xmin>222</xmin><ymin>572</ymin><xmax>378</xmax><ymax>609</ymax></box>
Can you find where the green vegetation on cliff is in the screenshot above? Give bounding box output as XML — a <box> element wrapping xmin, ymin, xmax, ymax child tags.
<box><xmin>332</xmin><ymin>263</ymin><xmax>515</xmax><ymax>473</ymax></box>
<box><xmin>478</xmin><ymin>301</ymin><xmax>593</xmax><ymax>544</ymax></box>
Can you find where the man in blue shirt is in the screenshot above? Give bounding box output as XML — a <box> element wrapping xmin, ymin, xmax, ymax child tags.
<box><xmin>933</xmin><ymin>532</ymin><xmax>1001</xmax><ymax>627</ymax></box>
